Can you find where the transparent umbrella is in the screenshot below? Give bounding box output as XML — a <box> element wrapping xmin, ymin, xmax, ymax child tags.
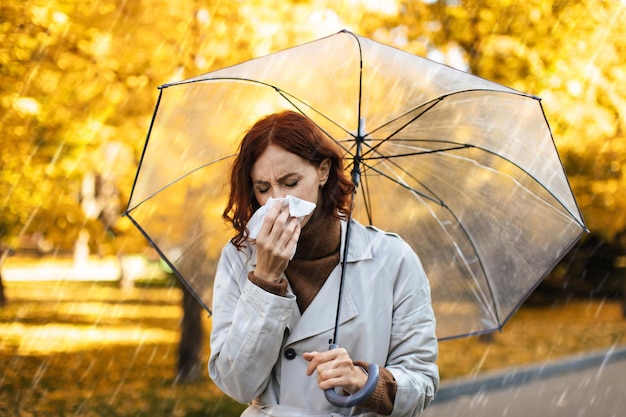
<box><xmin>125</xmin><ymin>29</ymin><xmax>586</xmax><ymax>344</ymax></box>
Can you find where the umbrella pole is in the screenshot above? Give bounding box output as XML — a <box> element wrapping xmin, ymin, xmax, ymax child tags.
<box><xmin>331</xmin><ymin>117</ymin><xmax>364</xmax><ymax>346</ymax></box>
<box><xmin>330</xmin><ymin>205</ymin><xmax>355</xmax><ymax>346</ymax></box>
<box><xmin>324</xmin><ymin>118</ymin><xmax>379</xmax><ymax>408</ymax></box>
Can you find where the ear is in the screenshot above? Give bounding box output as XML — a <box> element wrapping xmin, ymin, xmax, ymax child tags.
<box><xmin>319</xmin><ymin>158</ymin><xmax>331</xmax><ymax>182</ymax></box>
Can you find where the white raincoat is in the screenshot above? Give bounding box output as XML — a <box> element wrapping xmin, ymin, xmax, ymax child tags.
<box><xmin>209</xmin><ymin>220</ymin><xmax>439</xmax><ymax>417</ymax></box>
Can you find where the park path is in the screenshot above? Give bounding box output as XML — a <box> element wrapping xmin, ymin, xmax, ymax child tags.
<box><xmin>425</xmin><ymin>345</ymin><xmax>626</xmax><ymax>417</ymax></box>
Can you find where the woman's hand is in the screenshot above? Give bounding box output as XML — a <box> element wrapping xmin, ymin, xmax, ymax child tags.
<box><xmin>253</xmin><ymin>201</ymin><xmax>301</xmax><ymax>283</ymax></box>
<box><xmin>303</xmin><ymin>348</ymin><xmax>368</xmax><ymax>394</ymax></box>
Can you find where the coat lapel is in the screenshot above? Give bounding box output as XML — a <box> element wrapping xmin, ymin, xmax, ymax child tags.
<box><xmin>284</xmin><ymin>220</ymin><xmax>372</xmax><ymax>346</ymax></box>
<box><xmin>284</xmin><ymin>265</ymin><xmax>358</xmax><ymax>345</ymax></box>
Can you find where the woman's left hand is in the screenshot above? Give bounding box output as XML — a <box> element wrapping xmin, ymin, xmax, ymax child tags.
<box><xmin>303</xmin><ymin>348</ymin><xmax>368</xmax><ymax>394</ymax></box>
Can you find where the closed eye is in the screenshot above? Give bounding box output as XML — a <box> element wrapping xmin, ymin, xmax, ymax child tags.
<box><xmin>253</xmin><ymin>181</ymin><xmax>270</xmax><ymax>194</ymax></box>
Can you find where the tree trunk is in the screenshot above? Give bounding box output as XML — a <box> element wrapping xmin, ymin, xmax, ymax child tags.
<box><xmin>174</xmin><ymin>187</ymin><xmax>211</xmax><ymax>383</ymax></box>
<box><xmin>621</xmin><ymin>266</ymin><xmax>626</xmax><ymax>319</ymax></box>
<box><xmin>176</xmin><ymin>283</ymin><xmax>204</xmax><ymax>383</ymax></box>
<box><xmin>0</xmin><ymin>249</ymin><xmax>6</xmax><ymax>307</ymax></box>
<box><xmin>0</xmin><ymin>272</ymin><xmax>6</xmax><ymax>307</ymax></box>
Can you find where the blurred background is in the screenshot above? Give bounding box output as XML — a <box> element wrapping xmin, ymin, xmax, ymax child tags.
<box><xmin>1</xmin><ymin>0</ymin><xmax>625</xmax><ymax>415</ymax></box>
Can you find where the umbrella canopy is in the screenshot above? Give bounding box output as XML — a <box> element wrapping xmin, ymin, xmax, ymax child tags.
<box><xmin>124</xmin><ymin>30</ymin><xmax>586</xmax><ymax>341</ymax></box>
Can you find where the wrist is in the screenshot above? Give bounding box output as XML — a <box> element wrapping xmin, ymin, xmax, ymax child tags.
<box><xmin>357</xmin><ymin>365</ymin><xmax>369</xmax><ymax>389</ymax></box>
<box><xmin>344</xmin><ymin>364</ymin><xmax>369</xmax><ymax>394</ymax></box>
<box><xmin>248</xmin><ymin>271</ymin><xmax>288</xmax><ymax>296</ymax></box>
<box><xmin>253</xmin><ymin>270</ymin><xmax>282</xmax><ymax>283</ymax></box>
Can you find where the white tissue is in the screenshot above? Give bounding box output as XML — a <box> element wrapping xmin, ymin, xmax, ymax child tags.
<box><xmin>247</xmin><ymin>195</ymin><xmax>316</xmax><ymax>239</ymax></box>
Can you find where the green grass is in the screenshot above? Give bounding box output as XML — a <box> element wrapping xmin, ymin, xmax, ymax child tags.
<box><xmin>1</xmin><ymin>280</ymin><xmax>625</xmax><ymax>416</ymax></box>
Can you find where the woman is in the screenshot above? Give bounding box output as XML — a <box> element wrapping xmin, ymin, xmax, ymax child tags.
<box><xmin>209</xmin><ymin>110</ymin><xmax>439</xmax><ymax>416</ymax></box>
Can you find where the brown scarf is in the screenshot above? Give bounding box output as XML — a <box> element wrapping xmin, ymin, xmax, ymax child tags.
<box><xmin>285</xmin><ymin>213</ymin><xmax>340</xmax><ymax>313</ymax></box>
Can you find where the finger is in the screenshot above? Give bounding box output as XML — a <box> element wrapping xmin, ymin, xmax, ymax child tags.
<box><xmin>257</xmin><ymin>215</ymin><xmax>292</xmax><ymax>258</ymax></box>
<box><xmin>317</xmin><ymin>367</ymin><xmax>345</xmax><ymax>390</ymax></box>
<box><xmin>258</xmin><ymin>201</ymin><xmax>288</xmax><ymax>237</ymax></box>
<box><xmin>313</xmin><ymin>347</ymin><xmax>343</xmax><ymax>363</ymax></box>
<box><xmin>290</xmin><ymin>223</ymin><xmax>302</xmax><ymax>250</ymax></box>
<box><xmin>315</xmin><ymin>358</ymin><xmax>365</xmax><ymax>393</ymax></box>
<box><xmin>303</xmin><ymin>351</ymin><xmax>319</xmax><ymax>376</ymax></box>
<box><xmin>304</xmin><ymin>348</ymin><xmax>340</xmax><ymax>377</ymax></box>
<box><xmin>277</xmin><ymin>217</ymin><xmax>300</xmax><ymax>253</ymax></box>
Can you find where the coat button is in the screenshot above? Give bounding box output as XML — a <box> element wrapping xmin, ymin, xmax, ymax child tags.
<box><xmin>284</xmin><ymin>348</ymin><xmax>296</xmax><ymax>360</ymax></box>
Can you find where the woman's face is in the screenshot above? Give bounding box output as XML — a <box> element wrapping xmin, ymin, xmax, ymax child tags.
<box><xmin>251</xmin><ymin>144</ymin><xmax>330</xmax><ymax>224</ymax></box>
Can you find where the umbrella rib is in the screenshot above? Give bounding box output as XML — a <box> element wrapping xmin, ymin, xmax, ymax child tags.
<box><xmin>367</xmin><ymin>89</ymin><xmax>537</xmax><ymax>138</ymax></box>
<box><xmin>362</xmin><ymin>89</ymin><xmax>540</xmax><ymax>160</ymax></box>
<box><xmin>361</xmin><ymin>138</ymin><xmax>586</xmax><ymax>230</ymax></box>
<box><xmin>365</xmin><ymin>144</ymin><xmax>472</xmax><ymax>159</ymax></box>
<box><xmin>362</xmin><ymin>98</ymin><xmax>443</xmax><ymax>158</ymax></box>
<box><xmin>124</xmin><ymin>88</ymin><xmax>165</xmax><ymax>215</ymax></box>
<box><xmin>275</xmin><ymin>90</ymin><xmax>364</xmax><ymax>185</ymax></box>
<box><xmin>477</xmin><ymin>147</ymin><xmax>586</xmax><ymax>229</ymax></box>
<box><xmin>360</xmin><ymin>159</ymin><xmax>502</xmax><ymax>327</ymax></box>
<box><xmin>166</xmin><ymin>76</ymin><xmax>360</xmax><ymax>142</ymax></box>
<box><xmin>361</xmin><ymin>161</ymin><xmax>443</xmax><ymax>206</ymax></box>
<box><xmin>125</xmin><ymin>213</ymin><xmax>212</xmax><ymax>314</ymax></box>
<box><xmin>275</xmin><ymin>89</ymin><xmax>358</xmax><ymax>144</ymax></box>
<box><xmin>360</xmin><ymin>134</ymin><xmax>585</xmax><ymax>329</ymax></box>
<box><xmin>538</xmin><ymin>100</ymin><xmax>588</xmax><ymax>230</ymax></box>
<box><xmin>126</xmin><ymin>154</ymin><xmax>235</xmax><ymax>213</ymax></box>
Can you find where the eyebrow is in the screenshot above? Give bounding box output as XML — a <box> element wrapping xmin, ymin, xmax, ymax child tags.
<box><xmin>252</xmin><ymin>173</ymin><xmax>300</xmax><ymax>185</ymax></box>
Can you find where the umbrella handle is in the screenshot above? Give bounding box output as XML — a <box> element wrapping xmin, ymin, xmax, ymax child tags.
<box><xmin>324</xmin><ymin>344</ymin><xmax>380</xmax><ymax>408</ymax></box>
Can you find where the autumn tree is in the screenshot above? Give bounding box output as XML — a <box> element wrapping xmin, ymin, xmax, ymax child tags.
<box><xmin>428</xmin><ymin>0</ymin><xmax>626</xmax><ymax>296</ymax></box>
<box><xmin>3</xmin><ymin>0</ymin><xmax>625</xmax><ymax>374</ymax></box>
<box><xmin>363</xmin><ymin>0</ymin><xmax>625</xmax><ymax>238</ymax></box>
<box><xmin>357</xmin><ymin>0</ymin><xmax>625</xmax><ymax>298</ymax></box>
<box><xmin>433</xmin><ymin>0</ymin><xmax>626</xmax><ymax>238</ymax></box>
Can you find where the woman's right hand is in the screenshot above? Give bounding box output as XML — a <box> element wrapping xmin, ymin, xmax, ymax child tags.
<box><xmin>252</xmin><ymin>201</ymin><xmax>301</xmax><ymax>283</ymax></box>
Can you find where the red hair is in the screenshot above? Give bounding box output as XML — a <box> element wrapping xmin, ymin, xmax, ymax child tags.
<box><xmin>223</xmin><ymin>110</ymin><xmax>354</xmax><ymax>248</ymax></box>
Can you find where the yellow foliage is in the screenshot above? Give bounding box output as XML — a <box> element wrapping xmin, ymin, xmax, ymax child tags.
<box><xmin>1</xmin><ymin>281</ymin><xmax>626</xmax><ymax>414</ymax></box>
<box><xmin>1</xmin><ymin>0</ymin><xmax>626</xmax><ymax>250</ymax></box>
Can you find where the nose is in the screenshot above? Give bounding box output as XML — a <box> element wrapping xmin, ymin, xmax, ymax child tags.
<box><xmin>270</xmin><ymin>187</ymin><xmax>287</xmax><ymax>200</ymax></box>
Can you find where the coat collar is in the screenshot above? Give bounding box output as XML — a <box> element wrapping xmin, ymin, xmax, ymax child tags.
<box><xmin>340</xmin><ymin>219</ymin><xmax>373</xmax><ymax>263</ymax></box>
